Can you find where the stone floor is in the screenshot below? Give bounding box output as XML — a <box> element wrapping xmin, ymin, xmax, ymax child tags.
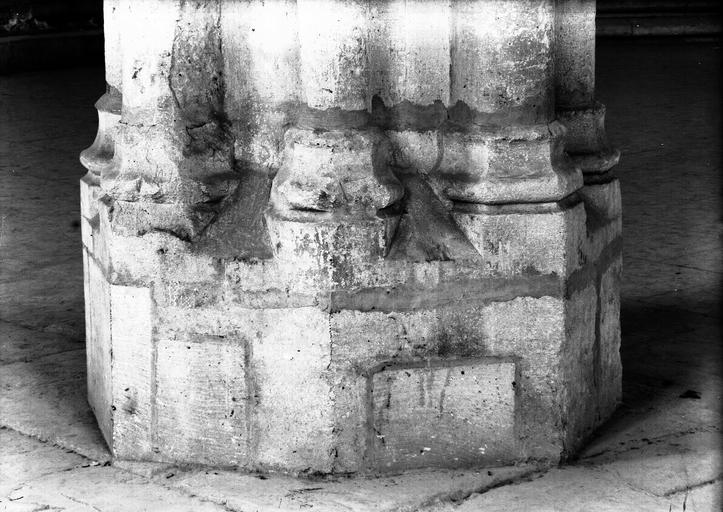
<box><xmin>0</xmin><ymin>37</ymin><xmax>720</xmax><ymax>511</ymax></box>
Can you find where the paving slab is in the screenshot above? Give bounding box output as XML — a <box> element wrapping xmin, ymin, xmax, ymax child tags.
<box><xmin>3</xmin><ymin>466</ymin><xmax>229</xmax><ymax>512</ymax></box>
<box><xmin>668</xmin><ymin>480</ymin><xmax>723</xmax><ymax>512</ymax></box>
<box><xmin>0</xmin><ymin>350</ymin><xmax>110</xmax><ymax>462</ymax></box>
<box><xmin>0</xmin><ymin>321</ymin><xmax>83</xmax><ymax>364</ymax></box>
<box><xmin>0</xmin><ymin>428</ymin><xmax>88</xmax><ymax>497</ymax></box>
<box><xmin>588</xmin><ymin>430</ymin><xmax>722</xmax><ymax>497</ymax></box>
<box><xmin>124</xmin><ymin>462</ymin><xmax>541</xmax><ymax>512</ymax></box>
<box><xmin>427</xmin><ymin>467</ymin><xmax>684</xmax><ymax>512</ymax></box>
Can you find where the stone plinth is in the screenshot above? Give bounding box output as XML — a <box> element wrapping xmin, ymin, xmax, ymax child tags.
<box><xmin>80</xmin><ymin>0</ymin><xmax>621</xmax><ymax>475</ymax></box>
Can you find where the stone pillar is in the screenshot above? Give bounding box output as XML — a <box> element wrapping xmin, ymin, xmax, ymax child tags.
<box><xmin>555</xmin><ymin>0</ymin><xmax>623</xmax><ymax>426</ymax></box>
<box><xmin>81</xmin><ymin>0</ymin><xmax>621</xmax><ymax>474</ymax></box>
<box><xmin>555</xmin><ymin>0</ymin><xmax>620</xmax><ymax>173</ymax></box>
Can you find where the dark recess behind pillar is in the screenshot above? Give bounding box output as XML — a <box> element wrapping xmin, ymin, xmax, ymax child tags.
<box><xmin>597</xmin><ymin>0</ymin><xmax>722</xmax><ymax>37</ymax></box>
<box><xmin>0</xmin><ymin>0</ymin><xmax>103</xmax><ymax>74</ymax></box>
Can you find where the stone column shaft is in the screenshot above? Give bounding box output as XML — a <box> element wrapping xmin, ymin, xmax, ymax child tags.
<box><xmin>80</xmin><ymin>0</ymin><xmax>622</xmax><ymax>474</ymax></box>
<box><xmin>555</xmin><ymin>0</ymin><xmax>620</xmax><ymax>173</ymax></box>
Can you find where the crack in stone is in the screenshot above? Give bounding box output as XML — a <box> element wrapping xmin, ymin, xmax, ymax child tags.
<box><xmin>663</xmin><ymin>476</ymin><xmax>722</xmax><ymax>498</ymax></box>
<box><xmin>579</xmin><ymin>425</ymin><xmax>721</xmax><ymax>461</ymax></box>
<box><xmin>421</xmin><ymin>465</ymin><xmax>549</xmax><ymax>509</ymax></box>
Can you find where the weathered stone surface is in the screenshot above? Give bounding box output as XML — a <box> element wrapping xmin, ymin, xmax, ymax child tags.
<box><xmin>558</xmin><ymin>104</ymin><xmax>620</xmax><ymax>173</ymax></box>
<box><xmin>79</xmin><ymin>0</ymin><xmax>621</xmax><ymax>474</ymax></box>
<box><xmin>596</xmin><ymin>257</ymin><xmax>622</xmax><ymax>421</ymax></box>
<box><xmin>84</xmin><ymin>250</ymin><xmax>112</xmax><ymax>447</ymax></box>
<box><xmin>252</xmin><ymin>307</ymin><xmax>335</xmax><ymax>472</ymax></box>
<box><xmin>109</xmin><ymin>285</ymin><xmax>153</xmax><ymax>459</ymax></box>
<box><xmin>452</xmin><ymin>202</ymin><xmax>586</xmax><ymax>278</ymax></box>
<box><xmin>450</xmin><ymin>0</ymin><xmax>555</xmax><ymax>124</ymax></box>
<box><xmin>155</xmin><ymin>334</ymin><xmax>249</xmax><ymax>465</ymax></box>
<box><xmin>554</xmin><ymin>0</ymin><xmax>596</xmax><ymax>110</ymax></box>
<box><xmin>560</xmin><ymin>284</ymin><xmax>599</xmax><ymax>454</ymax></box>
<box><xmin>271</xmin><ymin>128</ymin><xmax>403</xmax><ymax>214</ymax></box>
<box><xmin>436</xmin><ymin>467</ymin><xmax>678</xmax><ymax>512</ymax></box>
<box><xmin>595</xmin><ymin>430</ymin><xmax>722</xmax><ymax>498</ymax></box>
<box><xmin>0</xmin><ymin>428</ymin><xmax>87</xmax><ymax>497</ymax></box>
<box><xmin>0</xmin><ymin>320</ymin><xmax>82</xmax><ymax>365</ymax></box>
<box><xmin>297</xmin><ymin>0</ymin><xmax>370</xmax><ymax>111</ymax></box>
<box><xmin>151</xmin><ymin>463</ymin><xmax>540</xmax><ymax>512</ymax></box>
<box><xmin>369</xmin><ymin>359</ymin><xmax>516</xmax><ymax>471</ymax></box>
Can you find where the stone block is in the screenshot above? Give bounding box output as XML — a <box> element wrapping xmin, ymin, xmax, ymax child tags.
<box><xmin>84</xmin><ymin>249</ymin><xmax>113</xmax><ymax>447</ymax></box>
<box><xmin>110</xmin><ymin>284</ymin><xmax>154</xmax><ymax>459</ymax></box>
<box><xmin>452</xmin><ymin>202</ymin><xmax>586</xmax><ymax>278</ymax></box>
<box><xmin>560</xmin><ymin>284</ymin><xmax>598</xmax><ymax>453</ymax></box>
<box><xmin>155</xmin><ymin>334</ymin><xmax>249</xmax><ymax>465</ymax></box>
<box><xmin>94</xmin><ymin>199</ymin><xmax>222</xmax><ymax>285</ymax></box>
<box><xmin>105</xmin><ymin>127</ymin><xmax>183</xmax><ymax>200</ymax></box>
<box><xmin>581</xmin><ymin>178</ymin><xmax>622</xmax><ymax>264</ymax></box>
<box><xmin>251</xmin><ymin>307</ymin><xmax>336</xmax><ymax>472</ymax></box>
<box><xmin>554</xmin><ymin>0</ymin><xmax>596</xmax><ymax>109</ymax></box>
<box><xmin>117</xmin><ymin>0</ymin><xmax>178</xmax><ymax>126</ymax></box>
<box><xmin>80</xmin><ymin>0</ymin><xmax>620</xmax><ymax>476</ymax></box>
<box><xmin>481</xmin><ymin>295</ymin><xmax>568</xmax><ymax>460</ymax></box>
<box><xmin>597</xmin><ymin>257</ymin><xmax>622</xmax><ymax>420</ymax></box>
<box><xmin>328</xmin><ymin>287</ymin><xmax>600</xmax><ymax>466</ymax></box>
<box><xmin>265</xmin><ymin>210</ymin><xmax>394</xmax><ymax>290</ymax></box>
<box><xmin>389</xmin><ymin>125</ymin><xmax>583</xmax><ymax>203</ymax></box>
<box><xmin>369</xmin><ymin>359</ymin><xmax>516</xmax><ymax>471</ymax></box>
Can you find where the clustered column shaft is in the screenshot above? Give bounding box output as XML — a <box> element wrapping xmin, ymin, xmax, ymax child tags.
<box><xmin>80</xmin><ymin>0</ymin><xmax>622</xmax><ymax>474</ymax></box>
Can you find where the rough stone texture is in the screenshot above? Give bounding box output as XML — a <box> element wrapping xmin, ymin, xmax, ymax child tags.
<box><xmin>0</xmin><ymin>428</ymin><xmax>87</xmax><ymax>497</ymax></box>
<box><xmin>369</xmin><ymin>359</ymin><xmax>516</xmax><ymax>471</ymax></box>
<box><xmin>3</xmin><ymin>35</ymin><xmax>719</xmax><ymax>510</ymax></box>
<box><xmin>430</xmin><ymin>467</ymin><xmax>683</xmax><ymax>512</ymax></box>
<box><xmin>77</xmin><ymin>0</ymin><xmax>622</xmax><ymax>474</ymax></box>
<box><xmin>555</xmin><ymin>0</ymin><xmax>619</xmax><ymax>173</ymax></box>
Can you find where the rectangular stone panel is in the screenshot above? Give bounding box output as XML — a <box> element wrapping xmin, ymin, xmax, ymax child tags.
<box><xmin>84</xmin><ymin>249</ymin><xmax>113</xmax><ymax>447</ymax></box>
<box><xmin>561</xmin><ymin>283</ymin><xmax>598</xmax><ymax>453</ymax></box>
<box><xmin>110</xmin><ymin>284</ymin><xmax>153</xmax><ymax>458</ymax></box>
<box><xmin>155</xmin><ymin>335</ymin><xmax>249</xmax><ymax>466</ymax></box>
<box><xmin>251</xmin><ymin>307</ymin><xmax>336</xmax><ymax>472</ymax></box>
<box><xmin>369</xmin><ymin>358</ymin><xmax>516</xmax><ymax>471</ymax></box>
<box><xmin>597</xmin><ymin>257</ymin><xmax>622</xmax><ymax>419</ymax></box>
